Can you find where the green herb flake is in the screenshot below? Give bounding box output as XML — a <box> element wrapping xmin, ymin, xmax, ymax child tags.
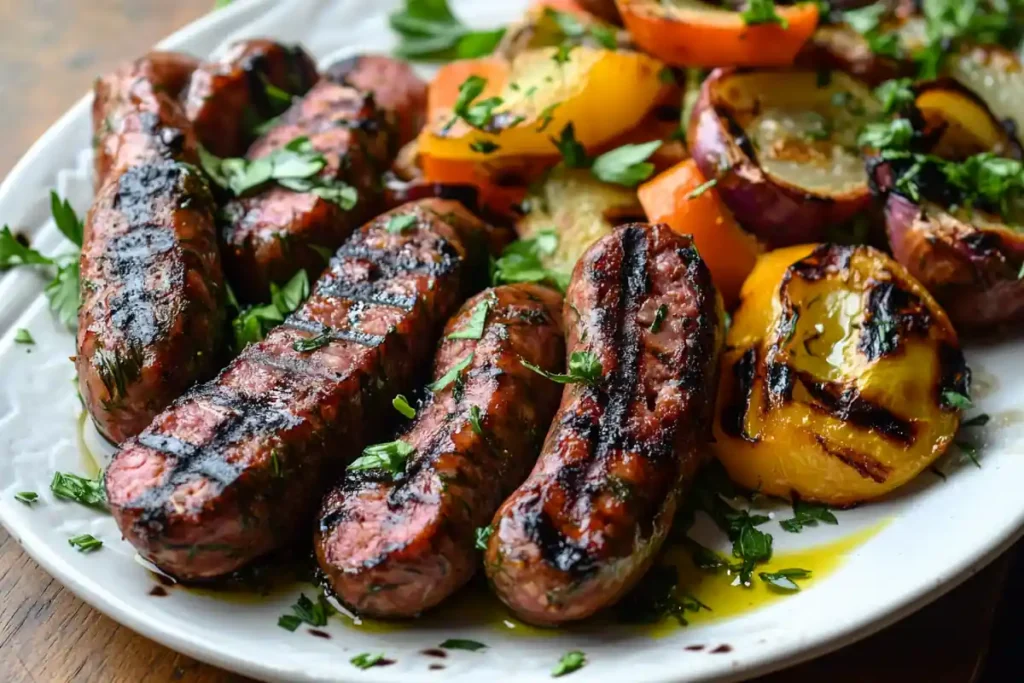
<box><xmin>428</xmin><ymin>352</ymin><xmax>474</xmax><ymax>392</ymax></box>
<box><xmin>393</xmin><ymin>394</ymin><xmax>417</xmax><ymax>419</ymax></box>
<box><xmin>68</xmin><ymin>534</ymin><xmax>102</xmax><ymax>553</ymax></box>
<box><xmin>741</xmin><ymin>0</ymin><xmax>789</xmax><ymax>28</ymax></box>
<box><xmin>942</xmin><ymin>390</ymin><xmax>973</xmax><ymax>411</ymax></box>
<box><xmin>14</xmin><ymin>328</ymin><xmax>34</xmax><ymax>344</ymax></box>
<box><xmin>350</xmin><ymin>652</ymin><xmax>385</xmax><ymax>670</ymax></box>
<box><xmin>874</xmin><ymin>78</ymin><xmax>916</xmax><ymax>116</ymax></box>
<box><xmin>779</xmin><ymin>500</ymin><xmax>838</xmax><ymax>533</ymax></box>
<box><xmin>440</xmin><ymin>638</ymin><xmax>487</xmax><ymax>651</ymax></box>
<box><xmin>386</xmin><ymin>214</ymin><xmax>418</xmax><ymax>234</ymax></box>
<box><xmin>552</xmin><ymin>650</ymin><xmax>586</xmax><ymax>677</ymax></box>
<box><xmin>759</xmin><ymin>567</ymin><xmax>812</xmax><ymax>592</ymax></box>
<box><xmin>292</xmin><ymin>329</ymin><xmax>332</xmax><ymax>353</ymax></box>
<box><xmin>591</xmin><ymin>140</ymin><xmax>662</xmax><ymax>188</ymax></box>
<box><xmin>474</xmin><ymin>524</ymin><xmax>494</xmax><ymax>550</ymax></box>
<box><xmin>15</xmin><ymin>491</ymin><xmax>38</xmax><ymax>505</ymax></box>
<box><xmin>522</xmin><ymin>350</ymin><xmax>603</xmax><ymax>386</ymax></box>
<box><xmin>278</xmin><ymin>591</ymin><xmax>336</xmax><ymax>632</ymax></box>
<box><xmin>0</xmin><ymin>226</ymin><xmax>54</xmax><ymax>268</ymax></box>
<box><xmin>277</xmin><ymin>614</ymin><xmax>302</xmax><ymax>631</ymax></box>
<box><xmin>470</xmin><ymin>139</ymin><xmax>500</xmax><ymax>154</ymax></box>
<box><xmin>491</xmin><ymin>231</ymin><xmax>569</xmax><ymax>292</ymax></box>
<box><xmin>551</xmin><ymin>122</ymin><xmax>589</xmax><ymax>168</ymax></box>
<box><xmin>348</xmin><ymin>440</ymin><xmax>415</xmax><ymax>476</ymax></box>
<box><xmin>448</xmin><ymin>300</ymin><xmax>490</xmax><ymax>340</ymax></box>
<box><xmin>956</xmin><ymin>440</ymin><xmax>982</xmax><ymax>468</ymax></box>
<box><xmin>469</xmin><ymin>405</ymin><xmax>485</xmax><ymax>434</ymax></box>
<box><xmin>685</xmin><ymin>178</ymin><xmax>718</xmax><ymax>200</ymax></box>
<box><xmin>650</xmin><ymin>304</ymin><xmax>668</xmax><ymax>333</ymax></box>
<box><xmin>389</xmin><ymin>0</ymin><xmax>505</xmax><ymax>62</ymax></box>
<box><xmin>858</xmin><ymin>118</ymin><xmax>914</xmax><ymax>151</ymax></box>
<box><xmin>49</xmin><ymin>191</ymin><xmax>84</xmax><ymax>247</ymax></box>
<box><xmin>50</xmin><ymin>471</ymin><xmax>107</xmax><ymax>511</ymax></box>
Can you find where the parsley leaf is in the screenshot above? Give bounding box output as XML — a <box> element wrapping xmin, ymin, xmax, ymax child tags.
<box><xmin>741</xmin><ymin>0</ymin><xmax>789</xmax><ymax>28</ymax></box>
<box><xmin>389</xmin><ymin>0</ymin><xmax>505</xmax><ymax>61</ymax></box>
<box><xmin>350</xmin><ymin>653</ymin><xmax>386</xmax><ymax>669</ymax></box>
<box><xmin>229</xmin><ymin>270</ymin><xmax>309</xmax><ymax>353</ymax></box>
<box><xmin>779</xmin><ymin>500</ymin><xmax>838</xmax><ymax>533</ymax></box>
<box><xmin>50</xmin><ymin>471</ymin><xmax>107</xmax><ymax>511</ymax></box>
<box><xmin>470</xmin><ymin>139</ymin><xmax>501</xmax><ymax>154</ymax></box>
<box><xmin>440</xmin><ymin>638</ymin><xmax>487</xmax><ymax>651</ymax></box>
<box><xmin>49</xmin><ymin>191</ymin><xmax>84</xmax><ymax>247</ymax></box>
<box><xmin>14</xmin><ymin>328</ymin><xmax>34</xmax><ymax>344</ymax></box>
<box><xmin>551</xmin><ymin>122</ymin><xmax>589</xmax><ymax>168</ymax></box>
<box><xmin>760</xmin><ymin>567</ymin><xmax>812</xmax><ymax>591</ymax></box>
<box><xmin>446</xmin><ymin>75</ymin><xmax>504</xmax><ymax>131</ymax></box>
<box><xmin>491</xmin><ymin>231</ymin><xmax>570</xmax><ymax>291</ymax></box>
<box><xmin>521</xmin><ymin>350</ymin><xmax>603</xmax><ymax>386</ymax></box>
<box><xmin>685</xmin><ymin>178</ymin><xmax>718</xmax><ymax>200</ymax></box>
<box><xmin>292</xmin><ymin>329</ymin><xmax>332</xmax><ymax>353</ymax></box>
<box><xmin>469</xmin><ymin>405</ymin><xmax>485</xmax><ymax>434</ymax></box>
<box><xmin>0</xmin><ymin>226</ymin><xmax>53</xmax><ymax>268</ymax></box>
<box><xmin>386</xmin><ymin>214</ymin><xmax>418</xmax><ymax>234</ymax></box>
<box><xmin>591</xmin><ymin>141</ymin><xmax>663</xmax><ymax>187</ymax></box>
<box><xmin>552</xmin><ymin>651</ymin><xmax>586</xmax><ymax>677</ymax></box>
<box><xmin>858</xmin><ymin>118</ymin><xmax>914</xmax><ymax>151</ymax></box>
<box><xmin>474</xmin><ymin>525</ymin><xmax>494</xmax><ymax>550</ymax></box>
<box><xmin>942</xmin><ymin>390</ymin><xmax>973</xmax><ymax>410</ymax></box>
<box><xmin>874</xmin><ymin>78</ymin><xmax>916</xmax><ymax>116</ymax></box>
<box><xmin>68</xmin><ymin>534</ymin><xmax>102</xmax><ymax>553</ymax></box>
<box><xmin>45</xmin><ymin>260</ymin><xmax>81</xmax><ymax>329</ymax></box>
<box><xmin>448</xmin><ymin>299</ymin><xmax>490</xmax><ymax>339</ymax></box>
<box><xmin>429</xmin><ymin>352</ymin><xmax>475</xmax><ymax>392</ymax></box>
<box><xmin>617</xmin><ymin>564</ymin><xmax>710</xmax><ymax>625</ymax></box>
<box><xmin>650</xmin><ymin>304</ymin><xmax>668</xmax><ymax>333</ymax></box>
<box><xmin>15</xmin><ymin>491</ymin><xmax>38</xmax><ymax>504</ymax></box>
<box><xmin>393</xmin><ymin>394</ymin><xmax>417</xmax><ymax>419</ymax></box>
<box><xmin>348</xmin><ymin>440</ymin><xmax>415</xmax><ymax>475</ymax></box>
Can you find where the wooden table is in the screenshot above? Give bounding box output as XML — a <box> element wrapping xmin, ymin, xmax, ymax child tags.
<box><xmin>0</xmin><ymin>1</ymin><xmax>1012</xmax><ymax>681</ymax></box>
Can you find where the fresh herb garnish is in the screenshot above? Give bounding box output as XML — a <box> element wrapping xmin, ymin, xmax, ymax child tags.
<box><xmin>759</xmin><ymin>567</ymin><xmax>812</xmax><ymax>591</ymax></box>
<box><xmin>470</xmin><ymin>139</ymin><xmax>501</xmax><ymax>154</ymax></box>
<box><xmin>278</xmin><ymin>591</ymin><xmax>337</xmax><ymax>631</ymax></box>
<box><xmin>229</xmin><ymin>270</ymin><xmax>310</xmax><ymax>352</ymax></box>
<box><xmin>542</xmin><ymin>8</ymin><xmax>618</xmax><ymax>49</ymax></box>
<box><xmin>440</xmin><ymin>638</ymin><xmax>487</xmax><ymax>651</ymax></box>
<box><xmin>277</xmin><ymin>615</ymin><xmax>302</xmax><ymax>631</ymax></box>
<box><xmin>350</xmin><ymin>652</ymin><xmax>386</xmax><ymax>669</ymax></box>
<box><xmin>50</xmin><ymin>191</ymin><xmax>84</xmax><ymax>246</ymax></box>
<box><xmin>874</xmin><ymin>78</ymin><xmax>916</xmax><ymax>116</ymax></box>
<box><xmin>536</xmin><ymin>102</ymin><xmax>561</xmax><ymax>132</ymax></box>
<box><xmin>14</xmin><ymin>491</ymin><xmax>38</xmax><ymax>505</ymax></box>
<box><xmin>393</xmin><ymin>394</ymin><xmax>416</xmax><ymax>419</ymax></box>
<box><xmin>68</xmin><ymin>534</ymin><xmax>102</xmax><ymax>552</ymax></box>
<box><xmin>474</xmin><ymin>524</ymin><xmax>494</xmax><ymax>550</ymax></box>
<box><xmin>962</xmin><ymin>413</ymin><xmax>990</xmax><ymax>428</ymax></box>
<box><xmin>522</xmin><ymin>350</ymin><xmax>603</xmax><ymax>386</ymax></box>
<box><xmin>50</xmin><ymin>472</ymin><xmax>107</xmax><ymax>511</ymax></box>
<box><xmin>14</xmin><ymin>328</ymin><xmax>34</xmax><ymax>344</ymax></box>
<box><xmin>446</xmin><ymin>75</ymin><xmax>504</xmax><ymax>131</ymax></box>
<box><xmin>448</xmin><ymin>300</ymin><xmax>490</xmax><ymax>339</ymax></box>
<box><xmin>858</xmin><ymin>118</ymin><xmax>914</xmax><ymax>150</ymax></box>
<box><xmin>779</xmin><ymin>500</ymin><xmax>838</xmax><ymax>533</ymax></box>
<box><xmin>469</xmin><ymin>405</ymin><xmax>484</xmax><ymax>434</ymax></box>
<box><xmin>685</xmin><ymin>178</ymin><xmax>718</xmax><ymax>200</ymax></box>
<box><xmin>942</xmin><ymin>390</ymin><xmax>973</xmax><ymax>410</ymax></box>
<box><xmin>429</xmin><ymin>352</ymin><xmax>474</xmax><ymax>392</ymax></box>
<box><xmin>650</xmin><ymin>304</ymin><xmax>668</xmax><ymax>333</ymax></box>
<box><xmin>348</xmin><ymin>440</ymin><xmax>415</xmax><ymax>476</ymax></box>
<box><xmin>491</xmin><ymin>231</ymin><xmax>570</xmax><ymax>291</ymax></box>
<box><xmin>617</xmin><ymin>564</ymin><xmax>710</xmax><ymax>625</ymax></box>
<box><xmin>389</xmin><ymin>0</ymin><xmax>505</xmax><ymax>61</ymax></box>
<box><xmin>0</xmin><ymin>226</ymin><xmax>53</xmax><ymax>267</ymax></box>
<box><xmin>731</xmin><ymin>514</ymin><xmax>774</xmax><ymax>585</ymax></box>
<box><xmin>956</xmin><ymin>440</ymin><xmax>982</xmax><ymax>468</ymax></box>
<box><xmin>741</xmin><ymin>0</ymin><xmax>789</xmax><ymax>27</ymax></box>
<box><xmin>591</xmin><ymin>141</ymin><xmax>662</xmax><ymax>187</ymax></box>
<box><xmin>386</xmin><ymin>214</ymin><xmax>418</xmax><ymax>234</ymax></box>
<box><xmin>551</xmin><ymin>123</ymin><xmax>589</xmax><ymax>168</ymax></box>
<box><xmin>552</xmin><ymin>650</ymin><xmax>586</xmax><ymax>677</ymax></box>
<box><xmin>292</xmin><ymin>329</ymin><xmax>332</xmax><ymax>353</ymax></box>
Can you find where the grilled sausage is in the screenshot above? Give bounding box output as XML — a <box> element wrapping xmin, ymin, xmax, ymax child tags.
<box><xmin>92</xmin><ymin>51</ymin><xmax>200</xmax><ymax>190</ymax></box>
<box><xmin>183</xmin><ymin>39</ymin><xmax>318</xmax><ymax>157</ymax></box>
<box><xmin>220</xmin><ymin>80</ymin><xmax>397</xmax><ymax>302</ymax></box>
<box><xmin>324</xmin><ymin>54</ymin><xmax>428</xmax><ymax>148</ymax></box>
<box><xmin>484</xmin><ymin>223</ymin><xmax>724</xmax><ymax>625</ymax></box>
<box><xmin>315</xmin><ymin>284</ymin><xmax>565</xmax><ymax>617</ymax></box>
<box><xmin>77</xmin><ymin>161</ymin><xmax>225</xmax><ymax>444</ymax></box>
<box><xmin>105</xmin><ymin>200</ymin><xmax>505</xmax><ymax>580</ymax></box>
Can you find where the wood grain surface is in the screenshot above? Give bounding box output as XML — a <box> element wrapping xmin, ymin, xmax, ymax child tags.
<box><xmin>0</xmin><ymin>1</ymin><xmax>1010</xmax><ymax>682</ymax></box>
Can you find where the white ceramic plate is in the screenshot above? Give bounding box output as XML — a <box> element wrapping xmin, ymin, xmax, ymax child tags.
<box><xmin>1</xmin><ymin>1</ymin><xmax>1023</xmax><ymax>681</ymax></box>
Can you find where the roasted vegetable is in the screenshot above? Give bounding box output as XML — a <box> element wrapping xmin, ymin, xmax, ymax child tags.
<box><xmin>418</xmin><ymin>46</ymin><xmax>667</xmax><ymax>160</ymax></box>
<box><xmin>616</xmin><ymin>0</ymin><xmax>819</xmax><ymax>68</ymax></box>
<box><xmin>947</xmin><ymin>45</ymin><xmax>1024</xmax><ymax>152</ymax></box>
<box><xmin>638</xmin><ymin>158</ymin><xmax>761</xmax><ymax>308</ymax></box>
<box><xmin>689</xmin><ymin>69</ymin><xmax>880</xmax><ymax>247</ymax></box>
<box><xmin>870</xmin><ymin>155</ymin><xmax>1024</xmax><ymax>330</ymax></box>
<box><xmin>914</xmin><ymin>79</ymin><xmax>1021</xmax><ymax>160</ymax></box>
<box><xmin>516</xmin><ymin>167</ymin><xmax>644</xmax><ymax>272</ymax></box>
<box><xmin>712</xmin><ymin>243</ymin><xmax>969</xmax><ymax>505</ymax></box>
<box><xmin>794</xmin><ymin>19</ymin><xmax>920</xmax><ymax>87</ymax></box>
<box><xmin>498</xmin><ymin>1</ymin><xmax>628</xmax><ymax>59</ymax></box>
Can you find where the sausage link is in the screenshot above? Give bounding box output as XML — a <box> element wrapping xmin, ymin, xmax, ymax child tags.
<box><xmin>315</xmin><ymin>284</ymin><xmax>565</xmax><ymax>617</ymax></box>
<box><xmin>220</xmin><ymin>81</ymin><xmax>396</xmax><ymax>302</ymax></box>
<box><xmin>105</xmin><ymin>200</ymin><xmax>504</xmax><ymax>580</ymax></box>
<box><xmin>484</xmin><ymin>223</ymin><xmax>724</xmax><ymax>625</ymax></box>
<box><xmin>182</xmin><ymin>39</ymin><xmax>318</xmax><ymax>157</ymax></box>
<box><xmin>77</xmin><ymin>161</ymin><xmax>226</xmax><ymax>443</ymax></box>
<box><xmin>92</xmin><ymin>51</ymin><xmax>200</xmax><ymax>190</ymax></box>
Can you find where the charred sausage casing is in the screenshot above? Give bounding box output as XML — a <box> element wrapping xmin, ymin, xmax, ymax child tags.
<box><xmin>315</xmin><ymin>284</ymin><xmax>565</xmax><ymax>617</ymax></box>
<box><xmin>485</xmin><ymin>223</ymin><xmax>724</xmax><ymax>625</ymax></box>
<box><xmin>220</xmin><ymin>80</ymin><xmax>396</xmax><ymax>302</ymax></box>
<box><xmin>182</xmin><ymin>39</ymin><xmax>318</xmax><ymax>157</ymax></box>
<box><xmin>92</xmin><ymin>51</ymin><xmax>200</xmax><ymax>190</ymax></box>
<box><xmin>105</xmin><ymin>200</ymin><xmax>504</xmax><ymax>580</ymax></box>
<box><xmin>77</xmin><ymin>161</ymin><xmax>226</xmax><ymax>444</ymax></box>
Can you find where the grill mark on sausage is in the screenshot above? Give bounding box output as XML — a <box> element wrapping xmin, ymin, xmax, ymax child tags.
<box><xmin>812</xmin><ymin>434</ymin><xmax>893</xmax><ymax>483</ymax></box>
<box><xmin>281</xmin><ymin>318</ymin><xmax>384</xmax><ymax>348</ymax></box>
<box><xmin>317</xmin><ymin>279</ymin><xmax>418</xmax><ymax>310</ymax></box>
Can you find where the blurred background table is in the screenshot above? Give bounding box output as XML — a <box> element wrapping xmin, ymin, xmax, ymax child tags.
<box><xmin>0</xmin><ymin>1</ymin><xmax>1016</xmax><ymax>681</ymax></box>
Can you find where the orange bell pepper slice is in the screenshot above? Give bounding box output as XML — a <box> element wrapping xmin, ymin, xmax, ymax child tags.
<box><xmin>616</xmin><ymin>0</ymin><xmax>819</xmax><ymax>67</ymax></box>
<box><xmin>638</xmin><ymin>159</ymin><xmax>761</xmax><ymax>308</ymax></box>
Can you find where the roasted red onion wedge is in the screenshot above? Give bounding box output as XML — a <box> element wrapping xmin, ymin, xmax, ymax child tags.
<box><xmin>688</xmin><ymin>69</ymin><xmax>879</xmax><ymax>247</ymax></box>
<box><xmin>870</xmin><ymin>157</ymin><xmax>1024</xmax><ymax>330</ymax></box>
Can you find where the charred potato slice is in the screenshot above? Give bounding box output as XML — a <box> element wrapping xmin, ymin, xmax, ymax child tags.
<box><xmin>688</xmin><ymin>69</ymin><xmax>880</xmax><ymax>247</ymax></box>
<box><xmin>713</xmin><ymin>244</ymin><xmax>969</xmax><ymax>505</ymax></box>
<box><xmin>515</xmin><ymin>167</ymin><xmax>644</xmax><ymax>272</ymax></box>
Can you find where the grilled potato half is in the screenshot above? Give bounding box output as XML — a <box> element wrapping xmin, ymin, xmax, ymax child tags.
<box><xmin>712</xmin><ymin>244</ymin><xmax>970</xmax><ymax>505</ymax></box>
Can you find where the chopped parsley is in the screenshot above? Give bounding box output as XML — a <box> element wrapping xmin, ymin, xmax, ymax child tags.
<box><xmin>50</xmin><ymin>190</ymin><xmax>84</xmax><ymax>246</ymax></box>
<box><xmin>429</xmin><ymin>352</ymin><xmax>474</xmax><ymax>392</ymax></box>
<box><xmin>552</xmin><ymin>650</ymin><xmax>586</xmax><ymax>677</ymax></box>
<box><xmin>392</xmin><ymin>394</ymin><xmax>416</xmax><ymax>419</ymax></box>
<box><xmin>741</xmin><ymin>0</ymin><xmax>789</xmax><ymax>28</ymax></box>
<box><xmin>229</xmin><ymin>270</ymin><xmax>310</xmax><ymax>353</ymax></box>
<box><xmin>448</xmin><ymin>299</ymin><xmax>490</xmax><ymax>339</ymax></box>
<box><xmin>440</xmin><ymin>638</ymin><xmax>487</xmax><ymax>651</ymax></box>
<box><xmin>874</xmin><ymin>78</ymin><xmax>916</xmax><ymax>116</ymax></box>
<box><xmin>14</xmin><ymin>491</ymin><xmax>38</xmax><ymax>505</ymax></box>
<box><xmin>650</xmin><ymin>304</ymin><xmax>668</xmax><ymax>333</ymax></box>
<box><xmin>779</xmin><ymin>500</ymin><xmax>838</xmax><ymax>533</ymax></box>
<box><xmin>522</xmin><ymin>350</ymin><xmax>603</xmax><ymax>386</ymax></box>
<box><xmin>292</xmin><ymin>329</ymin><xmax>332</xmax><ymax>352</ymax></box>
<box><xmin>348</xmin><ymin>440</ymin><xmax>415</xmax><ymax>476</ymax></box>
<box><xmin>474</xmin><ymin>524</ymin><xmax>494</xmax><ymax>550</ymax></box>
<box><xmin>389</xmin><ymin>0</ymin><xmax>505</xmax><ymax>61</ymax></box>
<box><xmin>759</xmin><ymin>568</ymin><xmax>812</xmax><ymax>592</ymax></box>
<box><xmin>591</xmin><ymin>141</ymin><xmax>662</xmax><ymax>187</ymax></box>
<box><xmin>278</xmin><ymin>591</ymin><xmax>337</xmax><ymax>631</ymax></box>
<box><xmin>350</xmin><ymin>652</ymin><xmax>386</xmax><ymax>669</ymax></box>
<box><xmin>617</xmin><ymin>564</ymin><xmax>710</xmax><ymax>625</ymax></box>
<box><xmin>551</xmin><ymin>123</ymin><xmax>589</xmax><ymax>168</ymax></box>
<box><xmin>942</xmin><ymin>390</ymin><xmax>973</xmax><ymax>410</ymax></box>
<box><xmin>685</xmin><ymin>178</ymin><xmax>718</xmax><ymax>200</ymax></box>
<box><xmin>858</xmin><ymin>118</ymin><xmax>914</xmax><ymax>151</ymax></box>
<box><xmin>469</xmin><ymin>405</ymin><xmax>485</xmax><ymax>434</ymax></box>
<box><xmin>68</xmin><ymin>534</ymin><xmax>102</xmax><ymax>553</ymax></box>
<box><xmin>543</xmin><ymin>7</ymin><xmax>618</xmax><ymax>50</ymax></box>
<box><xmin>385</xmin><ymin>214</ymin><xmax>417</xmax><ymax>234</ymax></box>
<box><xmin>491</xmin><ymin>231</ymin><xmax>570</xmax><ymax>291</ymax></box>
<box><xmin>50</xmin><ymin>471</ymin><xmax>107</xmax><ymax>511</ymax></box>
<box><xmin>14</xmin><ymin>328</ymin><xmax>34</xmax><ymax>344</ymax></box>
<box><xmin>446</xmin><ymin>75</ymin><xmax>504</xmax><ymax>131</ymax></box>
<box><xmin>956</xmin><ymin>440</ymin><xmax>982</xmax><ymax>468</ymax></box>
<box><xmin>470</xmin><ymin>139</ymin><xmax>500</xmax><ymax>154</ymax></box>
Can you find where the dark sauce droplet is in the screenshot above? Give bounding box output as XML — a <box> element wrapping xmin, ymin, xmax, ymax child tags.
<box><xmin>149</xmin><ymin>586</ymin><xmax>168</xmax><ymax>597</ymax></box>
<box><xmin>684</xmin><ymin>644</ymin><xmax>705</xmax><ymax>651</ymax></box>
<box><xmin>710</xmin><ymin>644</ymin><xmax>733</xmax><ymax>654</ymax></box>
<box><xmin>421</xmin><ymin>649</ymin><xmax>447</xmax><ymax>658</ymax></box>
<box><xmin>429</xmin><ymin>664</ymin><xmax>445</xmax><ymax>671</ymax></box>
<box><xmin>308</xmin><ymin>629</ymin><xmax>331</xmax><ymax>639</ymax></box>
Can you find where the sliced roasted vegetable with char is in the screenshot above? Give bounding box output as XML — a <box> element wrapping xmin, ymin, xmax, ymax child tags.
<box><xmin>499</xmin><ymin>1</ymin><xmax>628</xmax><ymax>60</ymax></box>
<box><xmin>913</xmin><ymin>78</ymin><xmax>1022</xmax><ymax>160</ymax></box>
<box><xmin>870</xmin><ymin>154</ymin><xmax>1024</xmax><ymax>330</ymax></box>
<box><xmin>616</xmin><ymin>0</ymin><xmax>819</xmax><ymax>68</ymax></box>
<box><xmin>794</xmin><ymin>13</ymin><xmax>923</xmax><ymax>87</ymax></box>
<box><xmin>689</xmin><ymin>69</ymin><xmax>880</xmax><ymax>247</ymax></box>
<box><xmin>418</xmin><ymin>46</ymin><xmax>668</xmax><ymax>160</ymax></box>
<box><xmin>947</xmin><ymin>45</ymin><xmax>1024</xmax><ymax>152</ymax></box>
<box><xmin>638</xmin><ymin>158</ymin><xmax>761</xmax><ymax>308</ymax></box>
<box><xmin>712</xmin><ymin>243</ymin><xmax>969</xmax><ymax>506</ymax></box>
<box><xmin>516</xmin><ymin>167</ymin><xmax>644</xmax><ymax>273</ymax></box>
